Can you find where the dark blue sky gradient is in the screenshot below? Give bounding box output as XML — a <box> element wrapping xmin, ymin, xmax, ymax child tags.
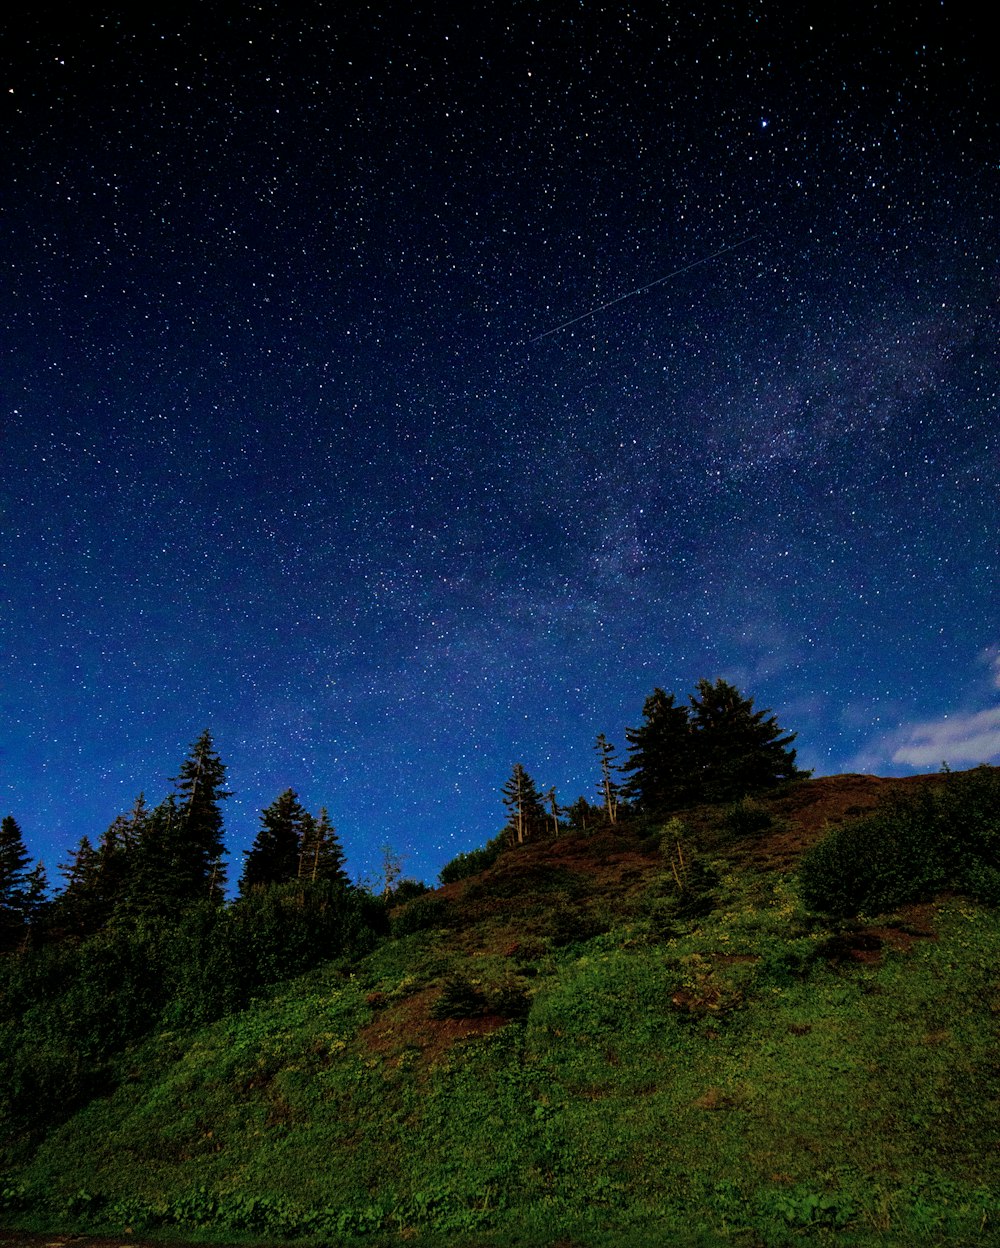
<box><xmin>2</xmin><ymin>5</ymin><xmax>997</xmax><ymax>887</ymax></box>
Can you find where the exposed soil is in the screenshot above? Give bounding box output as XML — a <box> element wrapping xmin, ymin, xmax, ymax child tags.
<box><xmin>0</xmin><ymin>1236</ymin><xmax>202</xmax><ymax>1248</ymax></box>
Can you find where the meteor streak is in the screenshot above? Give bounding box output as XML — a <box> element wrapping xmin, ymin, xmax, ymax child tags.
<box><xmin>529</xmin><ymin>235</ymin><xmax>759</xmax><ymax>343</ymax></box>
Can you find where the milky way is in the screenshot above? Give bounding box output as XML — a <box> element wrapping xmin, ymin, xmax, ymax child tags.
<box><xmin>2</xmin><ymin>6</ymin><xmax>997</xmax><ymax>886</ymax></box>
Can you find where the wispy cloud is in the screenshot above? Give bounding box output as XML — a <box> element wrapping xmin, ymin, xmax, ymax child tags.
<box><xmin>890</xmin><ymin>708</ymin><xmax>1000</xmax><ymax>769</ymax></box>
<box><xmin>848</xmin><ymin>644</ymin><xmax>1000</xmax><ymax>773</ymax></box>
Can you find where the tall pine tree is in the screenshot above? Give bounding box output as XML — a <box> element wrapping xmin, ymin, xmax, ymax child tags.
<box><xmin>240</xmin><ymin>788</ymin><xmax>310</xmax><ymax>894</ymax></box>
<box><xmin>621</xmin><ymin>689</ymin><xmax>698</xmax><ymax>812</ymax></box>
<box><xmin>298</xmin><ymin>807</ymin><xmax>349</xmax><ymax>886</ymax></box>
<box><xmin>594</xmin><ymin>733</ymin><xmax>622</xmax><ymax>824</ymax></box>
<box><xmin>0</xmin><ymin>815</ymin><xmax>31</xmax><ymax>949</ymax></box>
<box><xmin>55</xmin><ymin>835</ymin><xmax>103</xmax><ymax>934</ymax></box>
<box><xmin>501</xmin><ymin>763</ymin><xmax>546</xmax><ymax>845</ymax></box>
<box><xmin>689</xmin><ymin>678</ymin><xmax>802</xmax><ymax>800</ymax></box>
<box><xmin>170</xmin><ymin>730</ymin><xmax>231</xmax><ymax>902</ymax></box>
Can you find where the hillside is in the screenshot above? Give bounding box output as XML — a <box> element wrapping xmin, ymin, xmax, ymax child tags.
<box><xmin>2</xmin><ymin>770</ymin><xmax>999</xmax><ymax>1248</ymax></box>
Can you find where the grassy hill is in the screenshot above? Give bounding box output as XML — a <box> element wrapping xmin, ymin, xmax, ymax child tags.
<box><xmin>2</xmin><ymin>771</ymin><xmax>999</xmax><ymax>1247</ymax></box>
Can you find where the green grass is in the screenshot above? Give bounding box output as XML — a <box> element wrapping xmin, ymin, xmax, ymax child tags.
<box><xmin>3</xmin><ymin>840</ymin><xmax>1000</xmax><ymax>1246</ymax></box>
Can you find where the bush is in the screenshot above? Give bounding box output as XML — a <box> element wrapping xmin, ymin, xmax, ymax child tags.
<box><xmin>438</xmin><ymin>833</ymin><xmax>505</xmax><ymax>885</ymax></box>
<box><xmin>390</xmin><ymin>894</ymin><xmax>452</xmax><ymax>936</ymax></box>
<box><xmin>800</xmin><ymin>767</ymin><xmax>1000</xmax><ymax>916</ymax></box>
<box><xmin>429</xmin><ymin>972</ymin><xmax>531</xmax><ymax>1021</ymax></box>
<box><xmin>719</xmin><ymin>798</ymin><xmax>774</xmax><ymax>839</ymax></box>
<box><xmin>430</xmin><ymin>973</ymin><xmax>490</xmax><ymax>1019</ymax></box>
<box><xmin>647</xmin><ymin>839</ymin><xmax>719</xmax><ymax>933</ymax></box>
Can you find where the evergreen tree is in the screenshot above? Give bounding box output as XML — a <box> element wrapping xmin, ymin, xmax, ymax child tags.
<box><xmin>689</xmin><ymin>677</ymin><xmax>802</xmax><ymax>800</ymax></box>
<box><xmin>594</xmin><ymin>733</ymin><xmax>622</xmax><ymax>824</ymax></box>
<box><xmin>545</xmin><ymin>787</ymin><xmax>562</xmax><ymax>839</ymax></box>
<box><xmin>241</xmin><ymin>788</ymin><xmax>309</xmax><ymax>894</ymax></box>
<box><xmin>20</xmin><ymin>860</ymin><xmax>49</xmax><ymax>932</ymax></box>
<box><xmin>170</xmin><ymin>730</ymin><xmax>231</xmax><ymax>901</ymax></box>
<box><xmin>501</xmin><ymin>763</ymin><xmax>546</xmax><ymax>845</ymax></box>
<box><xmin>0</xmin><ymin>815</ymin><xmax>31</xmax><ymax>949</ymax></box>
<box><xmin>94</xmin><ymin>810</ymin><xmax>138</xmax><ymax>915</ymax></box>
<box><xmin>55</xmin><ymin>835</ymin><xmax>103</xmax><ymax>934</ymax></box>
<box><xmin>298</xmin><ymin>807</ymin><xmax>349</xmax><ymax>886</ymax></box>
<box><xmin>621</xmin><ymin>689</ymin><xmax>698</xmax><ymax>812</ymax></box>
<box><xmin>0</xmin><ymin>815</ymin><xmax>30</xmax><ymax>906</ymax></box>
<box><xmin>129</xmin><ymin>794</ymin><xmax>181</xmax><ymax>913</ymax></box>
<box><xmin>566</xmin><ymin>795</ymin><xmax>602</xmax><ymax>832</ymax></box>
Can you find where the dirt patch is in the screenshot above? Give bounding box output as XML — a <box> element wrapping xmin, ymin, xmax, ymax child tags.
<box><xmin>0</xmin><ymin>1237</ymin><xmax>190</xmax><ymax>1248</ymax></box>
<box><xmin>358</xmin><ymin>986</ymin><xmax>509</xmax><ymax>1066</ymax></box>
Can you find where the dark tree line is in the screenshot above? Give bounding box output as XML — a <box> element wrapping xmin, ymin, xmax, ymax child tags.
<box><xmin>1</xmin><ymin>730</ymin><xmax>358</xmax><ymax>952</ymax></box>
<box><xmin>497</xmin><ymin>678</ymin><xmax>804</xmax><ymax>846</ymax></box>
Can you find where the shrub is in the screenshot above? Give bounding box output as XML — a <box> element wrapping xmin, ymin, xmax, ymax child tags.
<box><xmin>719</xmin><ymin>798</ymin><xmax>774</xmax><ymax>839</ymax></box>
<box><xmin>799</xmin><ymin>767</ymin><xmax>1000</xmax><ymax>916</ymax></box>
<box><xmin>429</xmin><ymin>973</ymin><xmax>531</xmax><ymax>1021</ymax></box>
<box><xmin>430</xmin><ymin>973</ymin><xmax>490</xmax><ymax>1019</ymax></box>
<box><xmin>438</xmin><ymin>834</ymin><xmax>505</xmax><ymax>885</ymax></box>
<box><xmin>390</xmin><ymin>894</ymin><xmax>452</xmax><ymax>936</ymax></box>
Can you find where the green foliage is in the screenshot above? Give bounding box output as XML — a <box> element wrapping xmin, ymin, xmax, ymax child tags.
<box><xmin>0</xmin><ymin>814</ymin><xmax>34</xmax><ymax>950</ymax></box>
<box><xmin>0</xmin><ymin>883</ymin><xmax>385</xmax><ymax>1140</ymax></box>
<box><xmin>430</xmin><ymin>972</ymin><xmax>531</xmax><ymax>1021</ymax></box>
<box><xmin>438</xmin><ymin>832</ymin><xmax>506</xmax><ymax>884</ymax></box>
<box><xmin>689</xmin><ymin>677</ymin><xmax>802</xmax><ymax>800</ymax></box>
<box><xmin>239</xmin><ymin>787</ymin><xmax>310</xmax><ymax>893</ymax></box>
<box><xmin>622</xmin><ymin>687</ymin><xmax>698</xmax><ymax>811</ymax></box>
<box><xmin>653</xmin><ymin>837</ymin><xmax>720</xmax><ymax>925</ymax></box>
<box><xmin>766</xmin><ymin>1187</ymin><xmax>855</xmax><ymax>1229</ymax></box>
<box><xmin>390</xmin><ymin>893</ymin><xmax>452</xmax><ymax>936</ymax></box>
<box><xmin>800</xmin><ymin>766</ymin><xmax>1000</xmax><ymax>916</ymax></box>
<box><xmin>430</xmin><ymin>972</ymin><xmax>490</xmax><ymax>1019</ymax></box>
<box><xmin>719</xmin><ymin>797</ymin><xmax>774</xmax><ymax>839</ymax></box>
<box><xmin>501</xmin><ymin>762</ymin><xmax>547</xmax><ymax>845</ymax></box>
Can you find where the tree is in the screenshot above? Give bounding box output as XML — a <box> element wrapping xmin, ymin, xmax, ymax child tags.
<box><xmin>299</xmin><ymin>807</ymin><xmax>349</xmax><ymax>886</ymax></box>
<box><xmin>594</xmin><ymin>734</ymin><xmax>622</xmax><ymax>824</ymax></box>
<box><xmin>55</xmin><ymin>835</ymin><xmax>103</xmax><ymax>934</ymax></box>
<box><xmin>0</xmin><ymin>815</ymin><xmax>30</xmax><ymax>906</ymax></box>
<box><xmin>621</xmin><ymin>689</ymin><xmax>698</xmax><ymax>812</ymax></box>
<box><xmin>501</xmin><ymin>763</ymin><xmax>546</xmax><ymax>845</ymax></box>
<box><xmin>170</xmin><ymin>730</ymin><xmax>231</xmax><ymax>901</ymax></box>
<box><xmin>378</xmin><ymin>844</ymin><xmax>404</xmax><ymax>897</ymax></box>
<box><xmin>545</xmin><ymin>787</ymin><xmax>562</xmax><ymax>839</ymax></box>
<box><xmin>689</xmin><ymin>677</ymin><xmax>802</xmax><ymax>800</ymax></box>
<box><xmin>20</xmin><ymin>861</ymin><xmax>49</xmax><ymax>932</ymax></box>
<box><xmin>0</xmin><ymin>815</ymin><xmax>31</xmax><ymax>948</ymax></box>
<box><xmin>241</xmin><ymin>788</ymin><xmax>310</xmax><ymax>894</ymax></box>
<box><xmin>566</xmin><ymin>794</ymin><xmax>602</xmax><ymax>832</ymax></box>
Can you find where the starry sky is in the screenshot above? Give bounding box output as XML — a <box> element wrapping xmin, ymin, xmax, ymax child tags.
<box><xmin>2</xmin><ymin>4</ymin><xmax>997</xmax><ymax>889</ymax></box>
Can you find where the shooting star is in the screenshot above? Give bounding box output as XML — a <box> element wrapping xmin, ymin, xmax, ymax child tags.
<box><xmin>529</xmin><ymin>235</ymin><xmax>759</xmax><ymax>343</ymax></box>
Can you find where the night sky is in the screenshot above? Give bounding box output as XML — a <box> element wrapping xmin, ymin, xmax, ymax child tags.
<box><xmin>2</xmin><ymin>5</ymin><xmax>997</xmax><ymax>889</ymax></box>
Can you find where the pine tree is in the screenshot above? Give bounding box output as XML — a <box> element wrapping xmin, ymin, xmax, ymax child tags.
<box><xmin>94</xmin><ymin>811</ymin><xmax>138</xmax><ymax>915</ymax></box>
<box><xmin>55</xmin><ymin>835</ymin><xmax>103</xmax><ymax>934</ymax></box>
<box><xmin>566</xmin><ymin>795</ymin><xmax>602</xmax><ymax>832</ymax></box>
<box><xmin>501</xmin><ymin>763</ymin><xmax>546</xmax><ymax>845</ymax></box>
<box><xmin>689</xmin><ymin>677</ymin><xmax>802</xmax><ymax>800</ymax></box>
<box><xmin>240</xmin><ymin>788</ymin><xmax>310</xmax><ymax>894</ymax></box>
<box><xmin>545</xmin><ymin>787</ymin><xmax>562</xmax><ymax>838</ymax></box>
<box><xmin>621</xmin><ymin>689</ymin><xmax>699</xmax><ymax>812</ymax></box>
<box><xmin>594</xmin><ymin>734</ymin><xmax>622</xmax><ymax>824</ymax></box>
<box><xmin>0</xmin><ymin>815</ymin><xmax>31</xmax><ymax>949</ymax></box>
<box><xmin>171</xmin><ymin>730</ymin><xmax>231</xmax><ymax>901</ymax></box>
<box><xmin>299</xmin><ymin>807</ymin><xmax>349</xmax><ymax>886</ymax></box>
<box><xmin>20</xmin><ymin>861</ymin><xmax>49</xmax><ymax>931</ymax></box>
<box><xmin>130</xmin><ymin>794</ymin><xmax>182</xmax><ymax>913</ymax></box>
<box><xmin>0</xmin><ymin>815</ymin><xmax>30</xmax><ymax>906</ymax></box>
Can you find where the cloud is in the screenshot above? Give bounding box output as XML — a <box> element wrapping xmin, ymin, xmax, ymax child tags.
<box><xmin>890</xmin><ymin>707</ymin><xmax>1000</xmax><ymax>769</ymax></box>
